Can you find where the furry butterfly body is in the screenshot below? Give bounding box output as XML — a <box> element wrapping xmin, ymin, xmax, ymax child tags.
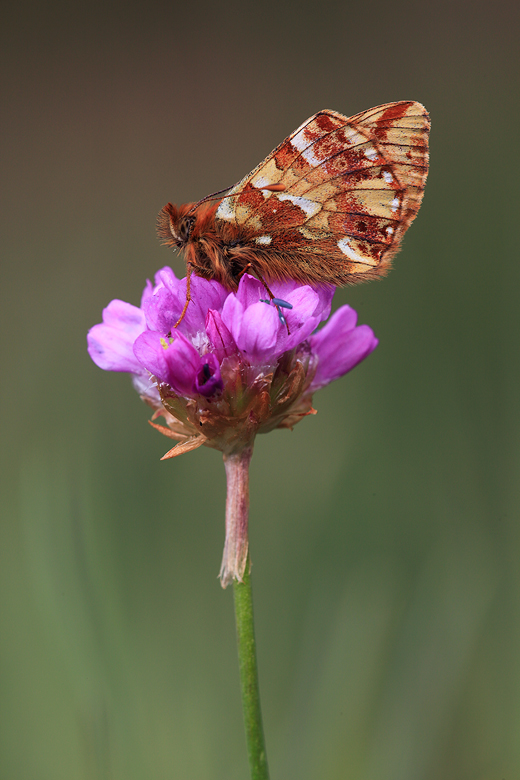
<box><xmin>158</xmin><ymin>101</ymin><xmax>430</xmax><ymax>295</ymax></box>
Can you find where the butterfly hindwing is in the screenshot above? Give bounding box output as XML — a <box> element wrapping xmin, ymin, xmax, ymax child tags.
<box><xmin>215</xmin><ymin>101</ymin><xmax>429</xmax><ymax>285</ymax></box>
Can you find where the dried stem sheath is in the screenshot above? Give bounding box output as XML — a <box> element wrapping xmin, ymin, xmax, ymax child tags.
<box><xmin>219</xmin><ymin>446</ymin><xmax>254</xmax><ymax>588</ymax></box>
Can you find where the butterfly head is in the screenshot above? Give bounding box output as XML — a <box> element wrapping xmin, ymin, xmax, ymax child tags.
<box><xmin>157</xmin><ymin>202</ymin><xmax>198</xmax><ymax>249</ymax></box>
<box><xmin>158</xmin><ymin>200</ymin><xmax>236</xmax><ymax>287</ymax></box>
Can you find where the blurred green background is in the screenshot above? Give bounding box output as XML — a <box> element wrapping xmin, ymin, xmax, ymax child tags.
<box><xmin>1</xmin><ymin>0</ymin><xmax>519</xmax><ymax>777</ymax></box>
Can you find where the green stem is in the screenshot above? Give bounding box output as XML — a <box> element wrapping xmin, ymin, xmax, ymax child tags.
<box><xmin>220</xmin><ymin>446</ymin><xmax>269</xmax><ymax>777</ymax></box>
<box><xmin>233</xmin><ymin>561</ymin><xmax>270</xmax><ymax>780</ymax></box>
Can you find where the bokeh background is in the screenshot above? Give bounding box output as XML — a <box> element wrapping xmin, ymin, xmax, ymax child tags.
<box><xmin>2</xmin><ymin>1</ymin><xmax>519</xmax><ymax>778</ymax></box>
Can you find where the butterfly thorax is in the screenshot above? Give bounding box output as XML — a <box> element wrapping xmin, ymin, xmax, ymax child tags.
<box><xmin>157</xmin><ymin>200</ymin><xmax>261</xmax><ymax>290</ymax></box>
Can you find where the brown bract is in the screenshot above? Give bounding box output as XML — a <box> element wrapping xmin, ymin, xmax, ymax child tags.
<box><xmin>144</xmin><ymin>346</ymin><xmax>317</xmax><ymax>460</ymax></box>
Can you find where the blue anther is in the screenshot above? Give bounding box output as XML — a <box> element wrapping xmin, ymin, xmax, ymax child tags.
<box><xmin>275</xmin><ymin>306</ymin><xmax>287</xmax><ymax>325</ymax></box>
<box><xmin>271</xmin><ymin>298</ymin><xmax>293</xmax><ymax>309</ymax></box>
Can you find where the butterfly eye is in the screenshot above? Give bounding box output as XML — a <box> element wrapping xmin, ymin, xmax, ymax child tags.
<box><xmin>178</xmin><ymin>216</ymin><xmax>195</xmax><ymax>243</ymax></box>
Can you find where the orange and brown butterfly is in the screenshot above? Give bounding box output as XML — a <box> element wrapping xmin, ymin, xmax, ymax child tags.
<box><xmin>157</xmin><ymin>101</ymin><xmax>430</xmax><ymax>323</ymax></box>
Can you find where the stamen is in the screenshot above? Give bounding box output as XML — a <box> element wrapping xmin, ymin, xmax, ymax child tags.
<box><xmin>271</xmin><ymin>298</ymin><xmax>293</xmax><ymax>309</ymax></box>
<box><xmin>276</xmin><ymin>307</ymin><xmax>287</xmax><ymax>326</ymax></box>
<box><xmin>260</xmin><ymin>297</ymin><xmax>291</xmax><ymax>332</ymax></box>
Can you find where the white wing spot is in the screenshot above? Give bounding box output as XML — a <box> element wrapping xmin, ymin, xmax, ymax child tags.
<box><xmin>337</xmin><ymin>237</ymin><xmax>368</xmax><ymax>263</ymax></box>
<box><xmin>254</xmin><ymin>235</ymin><xmax>272</xmax><ymax>245</ymax></box>
<box><xmin>364</xmin><ymin>145</ymin><xmax>378</xmax><ymax>161</ymax></box>
<box><xmin>391</xmin><ymin>196</ymin><xmax>400</xmax><ymax>213</ymax></box>
<box><xmin>290</xmin><ymin>131</ymin><xmax>311</xmax><ymax>153</ymax></box>
<box><xmin>301</xmin><ymin>144</ymin><xmax>321</xmax><ymax>167</ymax></box>
<box><xmin>383</xmin><ymin>171</ymin><xmax>393</xmax><ymax>183</ymax></box>
<box><xmin>277</xmin><ymin>193</ymin><xmax>321</xmax><ymax>218</ymax></box>
<box><xmin>216</xmin><ymin>198</ymin><xmax>236</xmax><ymax>222</ymax></box>
<box><xmin>252</xmin><ymin>176</ymin><xmax>270</xmax><ymax>189</ymax></box>
<box><xmin>386</xmin><ymin>226</ymin><xmax>394</xmax><ymax>236</ymax></box>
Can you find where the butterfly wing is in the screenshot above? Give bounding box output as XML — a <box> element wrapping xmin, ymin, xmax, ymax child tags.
<box><xmin>215</xmin><ymin>101</ymin><xmax>430</xmax><ymax>285</ymax></box>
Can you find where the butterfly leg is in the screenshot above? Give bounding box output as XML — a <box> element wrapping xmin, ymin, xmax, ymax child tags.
<box><xmin>235</xmin><ymin>262</ymin><xmax>277</xmax><ymax>303</ymax></box>
<box><xmin>237</xmin><ymin>264</ymin><xmax>292</xmax><ymax>328</ymax></box>
<box><xmin>253</xmin><ymin>268</ymin><xmax>277</xmax><ymax>301</ymax></box>
<box><xmin>173</xmin><ymin>263</ymin><xmax>194</xmax><ymax>329</ymax></box>
<box><xmin>237</xmin><ymin>262</ymin><xmax>253</xmax><ymax>279</ymax></box>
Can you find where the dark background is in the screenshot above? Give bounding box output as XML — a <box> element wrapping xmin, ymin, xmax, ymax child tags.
<box><xmin>2</xmin><ymin>1</ymin><xmax>519</xmax><ymax>778</ymax></box>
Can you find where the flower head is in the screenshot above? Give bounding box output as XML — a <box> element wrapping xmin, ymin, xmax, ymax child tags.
<box><xmin>87</xmin><ymin>267</ymin><xmax>378</xmax><ymax>458</ymax></box>
<box><xmin>88</xmin><ymin>268</ymin><xmax>378</xmax><ymax>586</ymax></box>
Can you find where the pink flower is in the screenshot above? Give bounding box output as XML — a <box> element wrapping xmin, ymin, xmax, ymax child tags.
<box><xmin>88</xmin><ymin>267</ymin><xmax>378</xmax><ymax>455</ymax></box>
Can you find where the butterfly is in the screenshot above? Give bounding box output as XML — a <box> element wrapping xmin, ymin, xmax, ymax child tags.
<box><xmin>158</xmin><ymin>101</ymin><xmax>430</xmax><ymax>325</ymax></box>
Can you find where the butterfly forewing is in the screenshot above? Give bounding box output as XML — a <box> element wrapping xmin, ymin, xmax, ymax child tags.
<box><xmin>216</xmin><ymin>101</ymin><xmax>429</xmax><ymax>285</ymax></box>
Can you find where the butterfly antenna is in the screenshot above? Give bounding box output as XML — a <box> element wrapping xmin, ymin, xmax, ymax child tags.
<box><xmin>186</xmin><ymin>182</ymin><xmax>286</xmax><ymax>216</ymax></box>
<box><xmin>185</xmin><ymin>187</ymin><xmax>234</xmax><ymax>216</ymax></box>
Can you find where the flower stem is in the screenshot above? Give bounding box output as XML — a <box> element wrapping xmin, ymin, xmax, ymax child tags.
<box><xmin>221</xmin><ymin>446</ymin><xmax>269</xmax><ymax>779</ymax></box>
<box><xmin>233</xmin><ymin>561</ymin><xmax>270</xmax><ymax>780</ymax></box>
